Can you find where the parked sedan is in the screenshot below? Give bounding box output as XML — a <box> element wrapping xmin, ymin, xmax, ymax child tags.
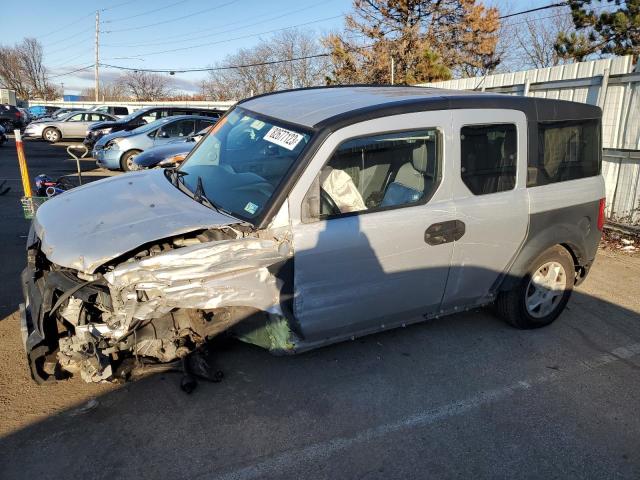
<box><xmin>131</xmin><ymin>126</ymin><xmax>212</xmax><ymax>170</ymax></box>
<box><xmin>23</xmin><ymin>110</ymin><xmax>117</xmax><ymax>143</ymax></box>
<box><xmin>94</xmin><ymin>115</ymin><xmax>216</xmax><ymax>171</ymax></box>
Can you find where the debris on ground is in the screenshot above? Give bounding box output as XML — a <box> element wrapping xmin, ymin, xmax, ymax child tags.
<box><xmin>601</xmin><ymin>228</ymin><xmax>639</xmax><ymax>254</ymax></box>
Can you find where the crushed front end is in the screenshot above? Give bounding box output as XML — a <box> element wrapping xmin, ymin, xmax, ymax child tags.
<box><xmin>20</xmin><ymin>224</ymin><xmax>297</xmax><ymax>384</ymax></box>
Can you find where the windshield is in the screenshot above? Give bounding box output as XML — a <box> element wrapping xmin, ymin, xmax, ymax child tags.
<box><xmin>179</xmin><ymin>107</ymin><xmax>311</xmax><ymax>221</ymax></box>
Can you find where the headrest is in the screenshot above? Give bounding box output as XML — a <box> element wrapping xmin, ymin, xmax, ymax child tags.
<box><xmin>412</xmin><ymin>143</ymin><xmax>428</xmax><ymax>173</ymax></box>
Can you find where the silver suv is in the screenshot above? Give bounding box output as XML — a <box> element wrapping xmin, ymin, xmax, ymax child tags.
<box><xmin>20</xmin><ymin>86</ymin><xmax>605</xmax><ymax>384</ymax></box>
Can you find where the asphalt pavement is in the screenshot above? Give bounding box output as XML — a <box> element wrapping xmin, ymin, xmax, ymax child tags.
<box><xmin>0</xmin><ymin>137</ymin><xmax>639</xmax><ymax>479</ymax></box>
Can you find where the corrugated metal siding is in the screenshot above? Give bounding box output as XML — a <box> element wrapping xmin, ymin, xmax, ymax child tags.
<box><xmin>419</xmin><ymin>56</ymin><xmax>638</xmax><ymax>150</ymax></box>
<box><xmin>603</xmin><ymin>150</ymin><xmax>640</xmax><ymax>225</ymax></box>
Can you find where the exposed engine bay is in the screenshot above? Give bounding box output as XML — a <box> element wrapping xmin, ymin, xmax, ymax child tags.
<box><xmin>21</xmin><ymin>223</ymin><xmax>297</xmax><ymax>385</ymax></box>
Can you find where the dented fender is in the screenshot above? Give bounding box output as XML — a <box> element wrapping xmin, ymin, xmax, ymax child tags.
<box><xmin>104</xmin><ymin>236</ymin><xmax>292</xmax><ymax>328</ymax></box>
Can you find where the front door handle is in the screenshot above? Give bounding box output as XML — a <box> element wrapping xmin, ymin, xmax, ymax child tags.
<box><xmin>424</xmin><ymin>220</ymin><xmax>466</xmax><ymax>245</ymax></box>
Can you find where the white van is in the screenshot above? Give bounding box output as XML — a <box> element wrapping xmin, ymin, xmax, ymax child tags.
<box><xmin>21</xmin><ymin>86</ymin><xmax>605</xmax><ymax>384</ymax></box>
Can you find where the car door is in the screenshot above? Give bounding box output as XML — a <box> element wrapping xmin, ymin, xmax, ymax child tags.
<box><xmin>83</xmin><ymin>113</ymin><xmax>108</xmax><ymax>136</ymax></box>
<box><xmin>155</xmin><ymin>119</ymin><xmax>196</xmax><ymax>146</ymax></box>
<box><xmin>288</xmin><ymin>111</ymin><xmax>456</xmax><ymax>342</ymax></box>
<box><xmin>440</xmin><ymin>109</ymin><xmax>529</xmax><ymax>310</ymax></box>
<box><xmin>61</xmin><ymin>112</ymin><xmax>85</xmax><ymax>137</ymax></box>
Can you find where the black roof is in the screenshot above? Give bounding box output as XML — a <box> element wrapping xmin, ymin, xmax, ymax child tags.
<box><xmin>239</xmin><ymin>85</ymin><xmax>602</xmax><ymax>129</ymax></box>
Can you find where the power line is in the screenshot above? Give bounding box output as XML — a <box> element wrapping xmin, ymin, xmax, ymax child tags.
<box><xmin>99</xmin><ymin>43</ymin><xmax>377</xmax><ymax>74</ymax></box>
<box><xmin>105</xmin><ymin>0</ymin><xmax>239</xmax><ymax>33</ymax></box>
<box><xmin>35</xmin><ymin>0</ymin><xmax>139</xmax><ymax>41</ymax></box>
<box><xmin>45</xmin><ymin>37</ymin><xmax>95</xmax><ymax>59</ymax></box>
<box><xmin>101</xmin><ymin>0</ymin><xmax>139</xmax><ymax>12</ymax></box>
<box><xmin>36</xmin><ymin>13</ymin><xmax>94</xmax><ymax>40</ymax></box>
<box><xmin>499</xmin><ymin>2</ymin><xmax>569</xmax><ymax>19</ymax></box>
<box><xmin>48</xmin><ymin>64</ymin><xmax>95</xmax><ymax>79</ymax></box>
<box><xmin>100</xmin><ymin>52</ymin><xmax>329</xmax><ymax>73</ymax></box>
<box><xmin>103</xmin><ymin>0</ymin><xmax>191</xmax><ymax>24</ymax></box>
<box><xmin>102</xmin><ymin>1</ymin><xmax>332</xmax><ymax>48</ymax></box>
<box><xmin>106</xmin><ymin>14</ymin><xmax>344</xmax><ymax>58</ymax></box>
<box><xmin>57</xmin><ymin>2</ymin><xmax>581</xmax><ymax>79</ymax></box>
<box><xmin>43</xmin><ymin>27</ymin><xmax>94</xmax><ymax>50</ymax></box>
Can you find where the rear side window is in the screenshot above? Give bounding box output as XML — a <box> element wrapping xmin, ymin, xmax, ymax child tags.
<box><xmin>113</xmin><ymin>107</ymin><xmax>128</xmax><ymax>115</ymax></box>
<box><xmin>531</xmin><ymin>120</ymin><xmax>600</xmax><ymax>186</ymax></box>
<box><xmin>461</xmin><ymin>124</ymin><xmax>517</xmax><ymax>195</ymax></box>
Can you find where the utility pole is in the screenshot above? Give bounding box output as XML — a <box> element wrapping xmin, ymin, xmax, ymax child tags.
<box><xmin>390</xmin><ymin>57</ymin><xmax>395</xmax><ymax>85</ymax></box>
<box><xmin>95</xmin><ymin>10</ymin><xmax>100</xmax><ymax>102</ymax></box>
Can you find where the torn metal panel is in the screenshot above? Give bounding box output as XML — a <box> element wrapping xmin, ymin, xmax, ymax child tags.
<box><xmin>104</xmin><ymin>237</ymin><xmax>291</xmax><ymax>329</ymax></box>
<box><xmin>33</xmin><ymin>169</ymin><xmax>237</xmax><ymax>273</ymax></box>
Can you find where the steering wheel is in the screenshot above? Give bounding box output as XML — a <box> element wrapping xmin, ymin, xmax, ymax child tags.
<box><xmin>320</xmin><ymin>188</ymin><xmax>340</xmax><ymax>216</ymax></box>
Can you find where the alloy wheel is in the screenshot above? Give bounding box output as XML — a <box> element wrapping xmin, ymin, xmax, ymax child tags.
<box><xmin>525</xmin><ymin>261</ymin><xmax>567</xmax><ymax>318</ymax></box>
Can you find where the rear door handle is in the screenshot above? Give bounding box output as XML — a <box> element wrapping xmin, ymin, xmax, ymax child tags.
<box><xmin>424</xmin><ymin>220</ymin><xmax>466</xmax><ymax>245</ymax></box>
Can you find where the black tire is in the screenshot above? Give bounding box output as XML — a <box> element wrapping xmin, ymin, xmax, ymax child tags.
<box><xmin>120</xmin><ymin>150</ymin><xmax>142</xmax><ymax>172</ymax></box>
<box><xmin>495</xmin><ymin>246</ymin><xmax>575</xmax><ymax>329</ymax></box>
<box><xmin>43</xmin><ymin>127</ymin><xmax>61</xmax><ymax>143</ymax></box>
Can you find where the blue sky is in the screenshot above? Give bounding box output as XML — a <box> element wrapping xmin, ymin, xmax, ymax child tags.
<box><xmin>0</xmin><ymin>0</ymin><xmax>556</xmax><ymax>94</ymax></box>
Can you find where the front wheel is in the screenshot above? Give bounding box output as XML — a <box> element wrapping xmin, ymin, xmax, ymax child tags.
<box><xmin>43</xmin><ymin>127</ymin><xmax>61</xmax><ymax>143</ymax></box>
<box><xmin>496</xmin><ymin>246</ymin><xmax>575</xmax><ymax>329</ymax></box>
<box><xmin>120</xmin><ymin>150</ymin><xmax>142</xmax><ymax>172</ymax></box>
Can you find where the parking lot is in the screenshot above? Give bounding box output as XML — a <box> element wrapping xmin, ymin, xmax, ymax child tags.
<box><xmin>0</xmin><ymin>137</ymin><xmax>637</xmax><ymax>478</ymax></box>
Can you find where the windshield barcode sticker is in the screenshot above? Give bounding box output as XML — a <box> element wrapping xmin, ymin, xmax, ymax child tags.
<box><xmin>263</xmin><ymin>126</ymin><xmax>304</xmax><ymax>151</ymax></box>
<box><xmin>244</xmin><ymin>202</ymin><xmax>259</xmax><ymax>214</ymax></box>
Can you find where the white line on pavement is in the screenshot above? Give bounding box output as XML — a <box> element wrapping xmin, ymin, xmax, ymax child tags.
<box><xmin>209</xmin><ymin>342</ymin><xmax>640</xmax><ymax>480</ymax></box>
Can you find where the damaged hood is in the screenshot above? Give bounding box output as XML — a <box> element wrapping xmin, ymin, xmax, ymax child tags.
<box><xmin>34</xmin><ymin>169</ymin><xmax>237</xmax><ymax>273</ymax></box>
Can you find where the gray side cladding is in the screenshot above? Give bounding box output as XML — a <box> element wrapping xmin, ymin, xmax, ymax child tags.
<box><xmin>498</xmin><ymin>199</ymin><xmax>602</xmax><ymax>291</ymax></box>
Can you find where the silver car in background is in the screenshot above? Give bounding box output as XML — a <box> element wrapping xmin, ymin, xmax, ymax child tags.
<box><xmin>23</xmin><ymin>110</ymin><xmax>117</xmax><ymax>143</ymax></box>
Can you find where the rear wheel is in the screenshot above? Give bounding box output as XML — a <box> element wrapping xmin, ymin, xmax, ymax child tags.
<box><xmin>43</xmin><ymin>127</ymin><xmax>61</xmax><ymax>143</ymax></box>
<box><xmin>496</xmin><ymin>246</ymin><xmax>575</xmax><ymax>329</ymax></box>
<box><xmin>120</xmin><ymin>150</ymin><xmax>142</xmax><ymax>172</ymax></box>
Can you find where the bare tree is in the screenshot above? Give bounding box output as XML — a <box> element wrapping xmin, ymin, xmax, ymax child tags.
<box><xmin>513</xmin><ymin>13</ymin><xmax>575</xmax><ymax>69</ymax></box>
<box><xmin>80</xmin><ymin>80</ymin><xmax>129</xmax><ymax>101</ymax></box>
<box><xmin>18</xmin><ymin>38</ymin><xmax>51</xmax><ymax>97</ymax></box>
<box><xmin>204</xmin><ymin>29</ymin><xmax>327</xmax><ymax>101</ymax></box>
<box><xmin>0</xmin><ymin>38</ymin><xmax>55</xmax><ymax>99</ymax></box>
<box><xmin>0</xmin><ymin>46</ymin><xmax>31</xmax><ymax>98</ymax></box>
<box><xmin>120</xmin><ymin>71</ymin><xmax>172</xmax><ymax>101</ymax></box>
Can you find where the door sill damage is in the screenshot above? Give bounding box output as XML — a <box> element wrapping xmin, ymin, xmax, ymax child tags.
<box><xmin>21</xmin><ymin>223</ymin><xmax>297</xmax><ymax>388</ymax></box>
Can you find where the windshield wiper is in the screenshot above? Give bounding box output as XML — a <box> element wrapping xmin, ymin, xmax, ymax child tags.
<box><xmin>194</xmin><ymin>175</ymin><xmax>206</xmax><ymax>203</ymax></box>
<box><xmin>164</xmin><ymin>167</ymin><xmax>188</xmax><ymax>187</ymax></box>
<box><xmin>192</xmin><ymin>175</ymin><xmax>234</xmax><ymax>216</ymax></box>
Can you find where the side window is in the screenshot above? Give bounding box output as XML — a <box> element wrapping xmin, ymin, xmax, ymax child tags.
<box><xmin>67</xmin><ymin>113</ymin><xmax>84</xmax><ymax>122</ymax></box>
<box><xmin>94</xmin><ymin>106</ymin><xmax>107</xmax><ymax>113</ymax></box>
<box><xmin>531</xmin><ymin>120</ymin><xmax>600</xmax><ymax>186</ymax></box>
<box><xmin>460</xmin><ymin>123</ymin><xmax>517</xmax><ymax>195</ymax></box>
<box><xmin>196</xmin><ymin>119</ymin><xmax>215</xmax><ymax>131</ymax></box>
<box><xmin>160</xmin><ymin>119</ymin><xmax>195</xmax><ymax>138</ymax></box>
<box><xmin>113</xmin><ymin>107</ymin><xmax>128</xmax><ymax>115</ymax></box>
<box><xmin>142</xmin><ymin>110</ymin><xmax>161</xmax><ymax>123</ymax></box>
<box><xmin>87</xmin><ymin>113</ymin><xmax>103</xmax><ymax>122</ymax></box>
<box><xmin>303</xmin><ymin>129</ymin><xmax>441</xmax><ymax>222</ymax></box>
